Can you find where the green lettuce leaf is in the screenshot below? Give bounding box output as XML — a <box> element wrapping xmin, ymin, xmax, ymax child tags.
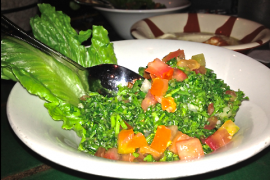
<box><xmin>30</xmin><ymin>3</ymin><xmax>117</xmax><ymax>67</ymax></box>
<box><xmin>1</xmin><ymin>36</ymin><xmax>88</xmax><ymax>106</ymax></box>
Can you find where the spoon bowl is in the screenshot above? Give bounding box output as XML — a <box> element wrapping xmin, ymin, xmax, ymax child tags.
<box><xmin>1</xmin><ymin>14</ymin><xmax>143</xmax><ymax>97</ymax></box>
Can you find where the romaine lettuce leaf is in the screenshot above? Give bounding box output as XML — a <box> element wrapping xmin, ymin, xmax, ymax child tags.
<box><xmin>1</xmin><ymin>36</ymin><xmax>88</xmax><ymax>106</ymax></box>
<box><xmin>30</xmin><ymin>3</ymin><xmax>117</xmax><ymax>67</ymax></box>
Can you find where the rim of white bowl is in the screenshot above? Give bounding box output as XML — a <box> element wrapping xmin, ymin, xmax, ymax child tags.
<box><xmin>94</xmin><ymin>2</ymin><xmax>191</xmax><ymax>13</ymax></box>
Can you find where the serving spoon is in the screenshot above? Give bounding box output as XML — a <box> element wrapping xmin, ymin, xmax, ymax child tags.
<box><xmin>1</xmin><ymin>14</ymin><xmax>143</xmax><ymax>96</ymax></box>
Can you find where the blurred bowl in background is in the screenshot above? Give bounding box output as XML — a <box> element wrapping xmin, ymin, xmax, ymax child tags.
<box><xmin>131</xmin><ymin>13</ymin><xmax>270</xmax><ymax>53</ymax></box>
<box><xmin>94</xmin><ymin>0</ymin><xmax>191</xmax><ymax>39</ymax></box>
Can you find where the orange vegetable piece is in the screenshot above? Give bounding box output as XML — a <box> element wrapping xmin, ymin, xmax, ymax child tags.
<box><xmin>118</xmin><ymin>129</ymin><xmax>135</xmax><ymax>154</ymax></box>
<box><xmin>150</xmin><ymin>125</ymin><xmax>172</xmax><ymax>153</ymax></box>
<box><xmin>139</xmin><ymin>145</ymin><xmax>162</xmax><ymax>160</ymax></box>
<box><xmin>150</xmin><ymin>78</ymin><xmax>168</xmax><ymax>96</ymax></box>
<box><xmin>161</xmin><ymin>97</ymin><xmax>177</xmax><ymax>112</ymax></box>
<box><xmin>127</xmin><ymin>132</ymin><xmax>148</xmax><ymax>149</ymax></box>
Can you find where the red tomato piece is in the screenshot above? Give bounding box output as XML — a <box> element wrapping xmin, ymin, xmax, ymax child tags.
<box><xmin>208</xmin><ymin>103</ymin><xmax>214</xmax><ymax>115</ymax></box>
<box><xmin>103</xmin><ymin>148</ymin><xmax>121</xmax><ymax>160</ymax></box>
<box><xmin>150</xmin><ymin>125</ymin><xmax>172</xmax><ymax>153</ymax></box>
<box><xmin>141</xmin><ymin>90</ymin><xmax>157</xmax><ymax>111</ymax></box>
<box><xmin>176</xmin><ymin>138</ymin><xmax>204</xmax><ymax>160</ymax></box>
<box><xmin>193</xmin><ymin>66</ymin><xmax>207</xmax><ymax>74</ymax></box>
<box><xmin>120</xmin><ymin>153</ymin><xmax>136</xmax><ymax>162</ymax></box>
<box><xmin>161</xmin><ymin>97</ymin><xmax>177</xmax><ymax>112</ymax></box>
<box><xmin>145</xmin><ymin>58</ymin><xmax>174</xmax><ymax>79</ymax></box>
<box><xmin>162</xmin><ymin>49</ymin><xmax>185</xmax><ymax>63</ymax></box>
<box><xmin>118</xmin><ymin>129</ymin><xmax>135</xmax><ymax>154</ymax></box>
<box><xmin>172</xmin><ymin>68</ymin><xmax>188</xmax><ymax>81</ymax></box>
<box><xmin>225</xmin><ymin>90</ymin><xmax>237</xmax><ymax>101</ymax></box>
<box><xmin>150</xmin><ymin>78</ymin><xmax>169</xmax><ymax>96</ymax></box>
<box><xmin>94</xmin><ymin>147</ymin><xmax>106</xmax><ymax>158</ymax></box>
<box><xmin>204</xmin><ymin>116</ymin><xmax>218</xmax><ymax>130</ymax></box>
<box><xmin>205</xmin><ymin>128</ymin><xmax>231</xmax><ymax>150</ymax></box>
<box><xmin>168</xmin><ymin>131</ymin><xmax>191</xmax><ymax>154</ymax></box>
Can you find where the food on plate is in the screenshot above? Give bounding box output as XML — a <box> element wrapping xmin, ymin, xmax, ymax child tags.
<box><xmin>108</xmin><ymin>0</ymin><xmax>166</xmax><ymax>9</ymax></box>
<box><xmin>79</xmin><ymin>49</ymin><xmax>247</xmax><ymax>162</ymax></box>
<box><xmin>157</xmin><ymin>33</ymin><xmax>241</xmax><ymax>46</ymax></box>
<box><xmin>1</xmin><ymin>4</ymin><xmax>248</xmax><ymax>163</ymax></box>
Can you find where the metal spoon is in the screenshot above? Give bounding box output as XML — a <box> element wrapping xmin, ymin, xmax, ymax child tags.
<box><xmin>1</xmin><ymin>14</ymin><xmax>143</xmax><ymax>97</ymax></box>
<box><xmin>74</xmin><ymin>0</ymin><xmax>115</xmax><ymax>8</ymax></box>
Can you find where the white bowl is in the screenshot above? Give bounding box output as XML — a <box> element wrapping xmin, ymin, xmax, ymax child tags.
<box><xmin>94</xmin><ymin>0</ymin><xmax>191</xmax><ymax>39</ymax></box>
<box><xmin>7</xmin><ymin>40</ymin><xmax>270</xmax><ymax>179</ymax></box>
<box><xmin>131</xmin><ymin>13</ymin><xmax>270</xmax><ymax>53</ymax></box>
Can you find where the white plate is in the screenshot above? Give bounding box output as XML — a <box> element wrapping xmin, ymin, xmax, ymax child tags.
<box><xmin>7</xmin><ymin>40</ymin><xmax>270</xmax><ymax>179</ymax></box>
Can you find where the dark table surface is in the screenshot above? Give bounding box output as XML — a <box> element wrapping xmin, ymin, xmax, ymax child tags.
<box><xmin>1</xmin><ymin>1</ymin><xmax>270</xmax><ymax>180</ymax></box>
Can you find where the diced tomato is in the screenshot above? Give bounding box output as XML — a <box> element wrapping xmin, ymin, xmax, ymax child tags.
<box><xmin>127</xmin><ymin>132</ymin><xmax>148</xmax><ymax>149</ymax></box>
<box><xmin>208</xmin><ymin>103</ymin><xmax>214</xmax><ymax>115</ymax></box>
<box><xmin>161</xmin><ymin>97</ymin><xmax>177</xmax><ymax>113</ymax></box>
<box><xmin>177</xmin><ymin>59</ymin><xmax>200</xmax><ymax>70</ymax></box>
<box><xmin>204</xmin><ymin>116</ymin><xmax>218</xmax><ymax>130</ymax></box>
<box><xmin>150</xmin><ymin>125</ymin><xmax>172</xmax><ymax>153</ymax></box>
<box><xmin>168</xmin><ymin>131</ymin><xmax>191</xmax><ymax>154</ymax></box>
<box><xmin>94</xmin><ymin>147</ymin><xmax>106</xmax><ymax>158</ymax></box>
<box><xmin>225</xmin><ymin>90</ymin><xmax>237</xmax><ymax>102</ymax></box>
<box><xmin>219</xmin><ymin>120</ymin><xmax>239</xmax><ymax>136</ymax></box>
<box><xmin>205</xmin><ymin>128</ymin><xmax>231</xmax><ymax>150</ymax></box>
<box><xmin>103</xmin><ymin>148</ymin><xmax>120</xmax><ymax>160</ymax></box>
<box><xmin>167</xmin><ymin>125</ymin><xmax>179</xmax><ymax>141</ymax></box>
<box><xmin>150</xmin><ymin>78</ymin><xmax>168</xmax><ymax>96</ymax></box>
<box><xmin>162</xmin><ymin>49</ymin><xmax>185</xmax><ymax>63</ymax></box>
<box><xmin>120</xmin><ymin>153</ymin><xmax>136</xmax><ymax>162</ymax></box>
<box><xmin>141</xmin><ymin>90</ymin><xmax>157</xmax><ymax>111</ymax></box>
<box><xmin>176</xmin><ymin>138</ymin><xmax>204</xmax><ymax>160</ymax></box>
<box><xmin>172</xmin><ymin>68</ymin><xmax>188</xmax><ymax>81</ymax></box>
<box><xmin>145</xmin><ymin>58</ymin><xmax>174</xmax><ymax>79</ymax></box>
<box><xmin>139</xmin><ymin>145</ymin><xmax>162</xmax><ymax>160</ymax></box>
<box><xmin>118</xmin><ymin>129</ymin><xmax>135</xmax><ymax>154</ymax></box>
<box><xmin>193</xmin><ymin>66</ymin><xmax>207</xmax><ymax>74</ymax></box>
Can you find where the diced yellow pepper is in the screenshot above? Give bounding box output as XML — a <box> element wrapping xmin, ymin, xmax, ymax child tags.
<box><xmin>220</xmin><ymin>120</ymin><xmax>239</xmax><ymax>136</ymax></box>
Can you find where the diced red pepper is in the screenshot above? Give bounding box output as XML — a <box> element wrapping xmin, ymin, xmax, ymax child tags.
<box><xmin>150</xmin><ymin>78</ymin><xmax>168</xmax><ymax>96</ymax></box>
<box><xmin>162</xmin><ymin>49</ymin><xmax>185</xmax><ymax>63</ymax></box>
<box><xmin>150</xmin><ymin>125</ymin><xmax>172</xmax><ymax>154</ymax></box>
<box><xmin>145</xmin><ymin>58</ymin><xmax>174</xmax><ymax>80</ymax></box>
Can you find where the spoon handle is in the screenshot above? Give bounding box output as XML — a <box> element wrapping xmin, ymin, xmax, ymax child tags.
<box><xmin>1</xmin><ymin>14</ymin><xmax>85</xmax><ymax>70</ymax></box>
